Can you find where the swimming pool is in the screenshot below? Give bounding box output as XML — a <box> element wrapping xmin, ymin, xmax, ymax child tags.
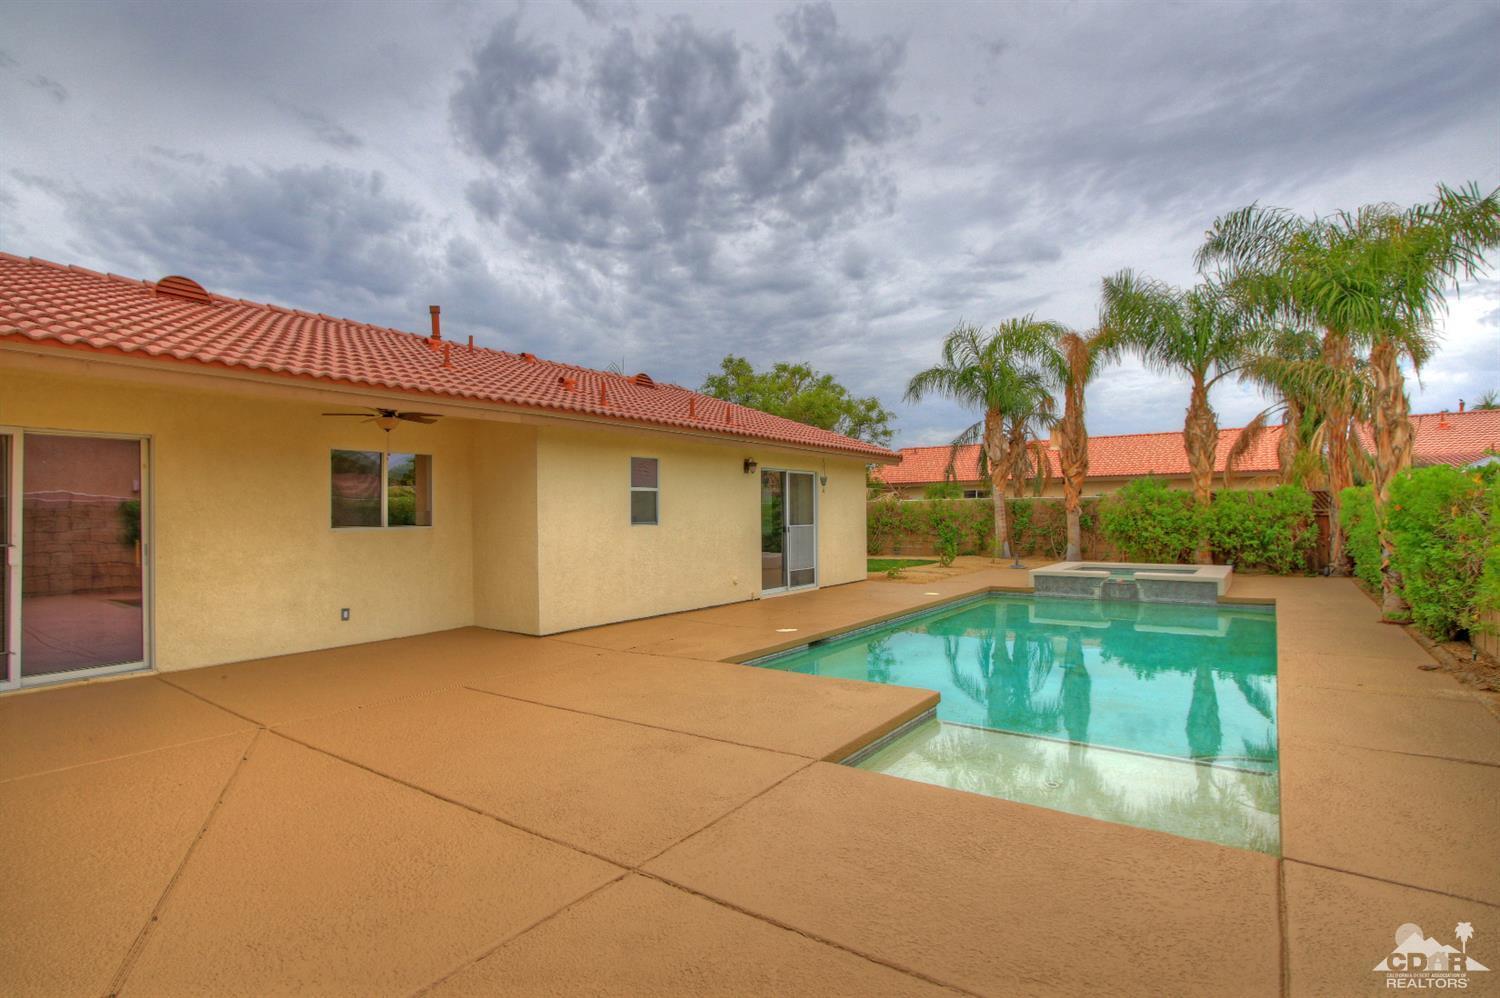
<box><xmin>749</xmin><ymin>594</ymin><xmax>1280</xmax><ymax>852</ymax></box>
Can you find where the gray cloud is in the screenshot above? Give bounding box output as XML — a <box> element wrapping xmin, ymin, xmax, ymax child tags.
<box><xmin>28</xmin><ymin>164</ymin><xmax>423</xmax><ymax>308</ymax></box>
<box><xmin>27</xmin><ymin>74</ymin><xmax>68</xmax><ymax>102</ymax></box>
<box><xmin>454</xmin><ymin>4</ymin><xmax>906</xmax><ymax>245</ymax></box>
<box><xmin>443</xmin><ymin>2</ymin><xmax>914</xmax><ymax>383</ymax></box>
<box><xmin>274</xmin><ymin>101</ymin><xmax>363</xmax><ymax>150</ymax></box>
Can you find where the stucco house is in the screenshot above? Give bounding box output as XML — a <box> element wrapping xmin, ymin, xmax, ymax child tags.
<box><xmin>0</xmin><ymin>253</ymin><xmax>894</xmax><ymax>690</ymax></box>
<box><xmin>875</xmin><ymin>409</ymin><xmax>1500</xmax><ymax>499</ymax></box>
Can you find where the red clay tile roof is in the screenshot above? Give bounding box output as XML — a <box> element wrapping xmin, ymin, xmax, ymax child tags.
<box><xmin>0</xmin><ymin>253</ymin><xmax>894</xmax><ymax>461</ymax></box>
<box><xmin>1354</xmin><ymin>409</ymin><xmax>1500</xmax><ymax>468</ymax></box>
<box><xmin>877</xmin><ymin>409</ymin><xmax>1500</xmax><ymax>486</ymax></box>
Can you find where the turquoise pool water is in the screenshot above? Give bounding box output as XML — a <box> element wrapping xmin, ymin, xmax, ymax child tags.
<box><xmin>751</xmin><ymin>594</ymin><xmax>1280</xmax><ymax>852</ymax></box>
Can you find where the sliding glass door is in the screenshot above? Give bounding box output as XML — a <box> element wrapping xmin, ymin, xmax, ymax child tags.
<box><xmin>1</xmin><ymin>430</ymin><xmax>149</xmax><ymax>689</ymax></box>
<box><xmin>760</xmin><ymin>469</ymin><xmax>817</xmax><ymax>594</ymax></box>
<box><xmin>1</xmin><ymin>434</ymin><xmax>13</xmax><ymax>687</ymax></box>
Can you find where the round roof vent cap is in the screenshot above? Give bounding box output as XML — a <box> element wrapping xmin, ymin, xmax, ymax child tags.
<box><xmin>155</xmin><ymin>275</ymin><xmax>213</xmax><ymax>305</ymax></box>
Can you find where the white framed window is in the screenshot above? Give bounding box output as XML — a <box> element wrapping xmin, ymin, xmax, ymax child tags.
<box><xmin>331</xmin><ymin>450</ymin><xmax>433</xmax><ymax>528</ymax></box>
<box><xmin>630</xmin><ymin>456</ymin><xmax>658</xmax><ymax>525</ymax></box>
<box><xmin>963</xmin><ymin>489</ymin><xmax>991</xmax><ymax>499</ymax></box>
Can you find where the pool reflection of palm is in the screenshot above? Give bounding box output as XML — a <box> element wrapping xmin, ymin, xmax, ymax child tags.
<box><xmin>1060</xmin><ymin>631</ymin><xmax>1091</xmax><ymax>744</ymax></box>
<box><xmin>1186</xmin><ymin>665</ymin><xmax>1224</xmax><ymax>763</ymax></box>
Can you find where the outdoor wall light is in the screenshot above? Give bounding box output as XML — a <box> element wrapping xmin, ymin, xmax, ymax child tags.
<box><xmin>743</xmin><ymin>458</ymin><xmax>758</xmax><ymax>474</ymax></box>
<box><xmin>819</xmin><ymin>474</ymin><xmax>829</xmax><ymax>487</ymax></box>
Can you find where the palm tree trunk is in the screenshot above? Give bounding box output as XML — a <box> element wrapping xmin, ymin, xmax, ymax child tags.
<box><xmin>1278</xmin><ymin>398</ymin><xmax>1301</xmax><ymax>484</ymax></box>
<box><xmin>984</xmin><ymin>413</ymin><xmax>1010</xmax><ymax>559</ymax></box>
<box><xmin>1061</xmin><ymin>381</ymin><xmax>1087</xmax><ymax>561</ymax></box>
<box><xmin>1322</xmin><ymin>329</ymin><xmax>1353</xmax><ymax>575</ymax></box>
<box><xmin>1183</xmin><ymin>376</ymin><xmax>1217</xmax><ymax>564</ymax></box>
<box><xmin>1003</xmin><ymin>422</ymin><xmax>1034</xmax><ymax>560</ymax></box>
<box><xmin>1369</xmin><ymin>338</ymin><xmax>1415</xmax><ymax>617</ymax></box>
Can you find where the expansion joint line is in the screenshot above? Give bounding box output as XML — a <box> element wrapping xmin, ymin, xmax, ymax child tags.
<box><xmin>104</xmin><ymin>728</ymin><xmax>264</xmax><ymax>997</ymax></box>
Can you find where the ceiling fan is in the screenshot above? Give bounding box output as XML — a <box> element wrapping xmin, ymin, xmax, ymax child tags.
<box><xmin>321</xmin><ymin>407</ymin><xmax>441</xmax><ymax>432</ymax></box>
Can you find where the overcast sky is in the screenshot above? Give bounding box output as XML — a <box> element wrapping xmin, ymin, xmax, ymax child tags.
<box><xmin>2</xmin><ymin>0</ymin><xmax>1496</xmax><ymax>445</ymax></box>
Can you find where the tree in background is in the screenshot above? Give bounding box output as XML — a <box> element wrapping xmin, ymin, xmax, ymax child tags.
<box><xmin>1100</xmin><ymin>272</ymin><xmax>1258</xmax><ymax>562</ymax></box>
<box><xmin>1220</xmin><ymin>324</ymin><xmax>1337</xmax><ymax>491</ymax></box>
<box><xmin>1199</xmin><ymin>182</ymin><xmax>1500</xmax><ymax>612</ymax></box>
<box><xmin>700</xmin><ymin>355</ymin><xmax>895</xmax><ymax>447</ymax></box>
<box><xmin>905</xmin><ymin>318</ymin><xmax>1061</xmax><ymax>561</ymax></box>
<box><xmin>1039</xmin><ymin>328</ymin><xmax>1114</xmax><ymax>560</ymax></box>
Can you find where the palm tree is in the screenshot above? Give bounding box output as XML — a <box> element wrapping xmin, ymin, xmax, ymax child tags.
<box><xmin>906</xmin><ymin>318</ymin><xmax>1063</xmax><ymax>561</ymax></box>
<box><xmin>1476</xmin><ymin>390</ymin><xmax>1499</xmax><ymax>411</ymax></box>
<box><xmin>1221</xmin><ymin>325</ymin><xmax>1343</xmax><ymax>491</ymax></box>
<box><xmin>1199</xmin><ymin>183</ymin><xmax>1500</xmax><ymax>611</ymax></box>
<box><xmin>1038</xmin><ymin>328</ymin><xmax>1113</xmax><ymax>560</ymax></box>
<box><xmin>1100</xmin><ymin>272</ymin><xmax>1259</xmax><ymax>562</ymax></box>
<box><xmin>1456</xmin><ymin>922</ymin><xmax>1474</xmax><ymax>957</ymax></box>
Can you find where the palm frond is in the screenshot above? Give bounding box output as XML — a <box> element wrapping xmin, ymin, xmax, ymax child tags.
<box><xmin>1223</xmin><ymin>410</ymin><xmax>1273</xmax><ymax>488</ymax></box>
<box><xmin>947</xmin><ymin>420</ymin><xmax>986</xmax><ymax>481</ymax></box>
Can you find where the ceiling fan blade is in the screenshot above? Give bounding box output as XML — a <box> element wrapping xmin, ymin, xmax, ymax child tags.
<box><xmin>321</xmin><ymin>412</ymin><xmax>372</xmax><ymax>417</ymax></box>
<box><xmin>397</xmin><ymin>412</ymin><xmax>441</xmax><ymax>423</ymax></box>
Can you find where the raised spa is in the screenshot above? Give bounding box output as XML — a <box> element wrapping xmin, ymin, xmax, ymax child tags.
<box><xmin>1030</xmin><ymin>561</ymin><xmax>1232</xmax><ymax>604</ymax></box>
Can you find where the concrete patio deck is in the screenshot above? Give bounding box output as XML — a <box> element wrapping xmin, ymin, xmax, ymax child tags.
<box><xmin>2</xmin><ymin>568</ymin><xmax>1495</xmax><ymax>996</ymax></box>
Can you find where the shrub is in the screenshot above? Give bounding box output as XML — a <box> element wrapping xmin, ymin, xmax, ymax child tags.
<box><xmin>926</xmin><ymin>500</ymin><xmax>967</xmax><ymax>565</ymax></box>
<box><xmin>1339</xmin><ymin>485</ymin><xmax>1381</xmax><ymax>590</ymax></box>
<box><xmin>970</xmin><ymin>499</ymin><xmax>995</xmax><ymax>555</ymax></box>
<box><xmin>1205</xmin><ymin>486</ymin><xmax>1316</xmax><ymax>574</ymax></box>
<box><xmin>866</xmin><ymin>496</ymin><xmax>1106</xmax><ymax>560</ymax></box>
<box><xmin>118</xmin><ymin>499</ymin><xmax>141</xmax><ymax>546</ymax></box>
<box><xmin>866</xmin><ymin>496</ymin><xmax>915</xmax><ymax>554</ymax></box>
<box><xmin>923</xmin><ymin>481</ymin><xmax>962</xmax><ymax>500</ymax></box>
<box><xmin>387</xmin><ymin>488</ymin><xmax>416</xmax><ymax>527</ymax></box>
<box><xmin>1387</xmin><ymin>465</ymin><xmax>1497</xmax><ymax>639</ymax></box>
<box><xmin>1004</xmin><ymin>499</ymin><xmax>1068</xmax><ymax>558</ymax></box>
<box><xmin>1098</xmin><ymin>478</ymin><xmax>1203</xmax><ymax>563</ymax></box>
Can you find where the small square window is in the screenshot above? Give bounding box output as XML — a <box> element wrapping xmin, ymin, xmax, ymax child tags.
<box><xmin>331</xmin><ymin>450</ymin><xmax>434</xmax><ymax>528</ymax></box>
<box><xmin>631</xmin><ymin>457</ymin><xmax>658</xmax><ymax>525</ymax></box>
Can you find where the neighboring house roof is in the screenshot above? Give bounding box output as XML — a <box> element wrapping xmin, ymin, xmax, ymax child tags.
<box><xmin>876</xmin><ymin>408</ymin><xmax>1500</xmax><ymax>486</ymax></box>
<box><xmin>1354</xmin><ymin>409</ymin><xmax>1500</xmax><ymax>468</ymax></box>
<box><xmin>0</xmin><ymin>253</ymin><xmax>895</xmax><ymax>461</ymax></box>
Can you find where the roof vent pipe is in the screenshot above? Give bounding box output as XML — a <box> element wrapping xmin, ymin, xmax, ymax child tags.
<box><xmin>429</xmin><ymin>305</ymin><xmax>442</xmax><ymax>341</ymax></box>
<box><xmin>1459</xmin><ymin>398</ymin><xmax>1466</xmax><ymax>413</ymax></box>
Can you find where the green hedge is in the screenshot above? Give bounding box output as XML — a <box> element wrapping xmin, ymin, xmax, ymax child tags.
<box><xmin>1205</xmin><ymin>486</ymin><xmax>1317</xmax><ymax>574</ymax></box>
<box><xmin>1343</xmin><ymin>466</ymin><xmax>1500</xmax><ymax>640</ymax></box>
<box><xmin>1097</xmin><ymin>478</ymin><xmax>1204</xmax><ymax>563</ymax></box>
<box><xmin>1098</xmin><ymin>479</ymin><xmax>1318</xmax><ymax>571</ymax></box>
<box><xmin>1339</xmin><ymin>485</ymin><xmax>1381</xmax><ymax>590</ymax></box>
<box><xmin>867</xmin><ymin>496</ymin><xmax>1102</xmax><ymax>560</ymax></box>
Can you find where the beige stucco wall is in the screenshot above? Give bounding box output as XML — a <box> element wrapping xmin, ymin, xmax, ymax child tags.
<box><xmin>2</xmin><ymin>363</ymin><xmax>477</xmax><ymax>671</ymax></box>
<box><xmin>471</xmin><ymin>422</ymin><xmax>540</xmax><ymax>634</ymax></box>
<box><xmin>533</xmin><ymin>424</ymin><xmax>868</xmax><ymax>634</ymax></box>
